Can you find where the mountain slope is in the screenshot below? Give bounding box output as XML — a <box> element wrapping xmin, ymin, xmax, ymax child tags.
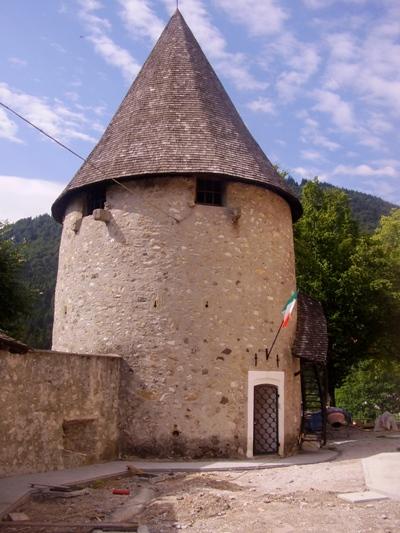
<box><xmin>286</xmin><ymin>177</ymin><xmax>397</xmax><ymax>232</ymax></box>
<box><xmin>1</xmin><ymin>214</ymin><xmax>61</xmax><ymax>348</ymax></box>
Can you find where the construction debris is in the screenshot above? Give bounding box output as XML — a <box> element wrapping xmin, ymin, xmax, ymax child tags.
<box><xmin>337</xmin><ymin>491</ymin><xmax>389</xmax><ymax>503</ymax></box>
<box><xmin>32</xmin><ymin>484</ymin><xmax>89</xmax><ymax>500</ymax></box>
<box><xmin>6</xmin><ymin>512</ymin><xmax>29</xmax><ymax>522</ymax></box>
<box><xmin>126</xmin><ymin>465</ymin><xmax>145</xmax><ymax>476</ymax></box>
<box><xmin>0</xmin><ymin>521</ymin><xmax>138</xmax><ymax>530</ymax></box>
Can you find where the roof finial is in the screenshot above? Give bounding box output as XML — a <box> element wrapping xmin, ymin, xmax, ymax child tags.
<box><xmin>176</xmin><ymin>0</ymin><xmax>179</xmax><ymax>10</ymax></box>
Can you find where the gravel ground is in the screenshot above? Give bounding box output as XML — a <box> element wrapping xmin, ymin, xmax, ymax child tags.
<box><xmin>3</xmin><ymin>427</ymin><xmax>400</xmax><ymax>533</ymax></box>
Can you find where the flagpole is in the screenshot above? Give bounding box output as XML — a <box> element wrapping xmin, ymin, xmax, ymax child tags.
<box><xmin>266</xmin><ymin>319</ymin><xmax>284</xmax><ymax>360</ymax></box>
<box><xmin>266</xmin><ymin>290</ymin><xmax>298</xmax><ymax>360</ymax></box>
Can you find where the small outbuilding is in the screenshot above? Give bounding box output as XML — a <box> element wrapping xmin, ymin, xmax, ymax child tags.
<box><xmin>292</xmin><ymin>293</ymin><xmax>329</xmax><ymax>445</ymax></box>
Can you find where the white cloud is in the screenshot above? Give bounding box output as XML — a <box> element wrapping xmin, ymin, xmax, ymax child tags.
<box><xmin>366</xmin><ymin>180</ymin><xmax>400</xmax><ymax>203</ymax></box>
<box><xmin>301</xmin><ymin>149</ymin><xmax>324</xmax><ymax>161</ymax></box>
<box><xmin>215</xmin><ymin>0</ymin><xmax>288</xmax><ymax>36</ymax></box>
<box><xmin>118</xmin><ymin>0</ymin><xmax>164</xmax><ymax>42</ymax></box>
<box><xmin>0</xmin><ymin>176</ymin><xmax>65</xmax><ymax>222</ymax></box>
<box><xmin>0</xmin><ymin>108</ymin><xmax>21</xmax><ymax>143</ymax></box>
<box><xmin>50</xmin><ymin>42</ymin><xmax>67</xmax><ymax>54</ymax></box>
<box><xmin>88</xmin><ymin>34</ymin><xmax>140</xmax><ymax>81</ymax></box>
<box><xmin>300</xmin><ymin>116</ymin><xmax>340</xmax><ymax>151</ymax></box>
<box><xmin>303</xmin><ymin>0</ymin><xmax>367</xmax><ymax>9</ymax></box>
<box><xmin>163</xmin><ymin>0</ymin><xmax>225</xmax><ymax>56</ymax></box>
<box><xmin>371</xmin><ymin>158</ymin><xmax>400</xmax><ymax>168</ymax></box>
<box><xmin>357</xmin><ymin>133</ymin><xmax>385</xmax><ymax>151</ymax></box>
<box><xmin>163</xmin><ymin>0</ymin><xmax>266</xmax><ymax>90</ymax></box>
<box><xmin>8</xmin><ymin>57</ymin><xmax>28</xmax><ymax>67</ymax></box>
<box><xmin>218</xmin><ymin>61</ymin><xmax>267</xmax><ymax>91</ymax></box>
<box><xmin>65</xmin><ymin>91</ymin><xmax>80</xmax><ymax>102</ymax></box>
<box><xmin>323</xmin><ymin>7</ymin><xmax>400</xmax><ymax>116</ymax></box>
<box><xmin>69</xmin><ymin>80</ymin><xmax>83</xmax><ymax>88</ymax></box>
<box><xmin>247</xmin><ymin>97</ymin><xmax>275</xmax><ymax>114</ymax></box>
<box><xmin>77</xmin><ymin>0</ymin><xmax>140</xmax><ymax>81</ymax></box>
<box><xmin>300</xmin><ymin>3</ymin><xmax>400</xmax><ymax>181</ymax></box>
<box><xmin>0</xmin><ymin>83</ymin><xmax>97</xmax><ymax>144</ymax></box>
<box><xmin>302</xmin><ymin>0</ymin><xmax>331</xmax><ymax>7</ymax></box>
<box><xmin>325</xmin><ymin>33</ymin><xmax>358</xmax><ymax>61</ymax></box>
<box><xmin>289</xmin><ymin>155</ymin><xmax>400</xmax><ymax>204</ymax></box>
<box><xmin>75</xmin><ymin>103</ymin><xmax>106</xmax><ymax>118</ymax></box>
<box><xmin>313</xmin><ymin>89</ymin><xmax>356</xmax><ymax>132</ymax></box>
<box><xmin>323</xmin><ymin>62</ymin><xmax>359</xmax><ymax>92</ymax></box>
<box><xmin>292</xmin><ymin>166</ymin><xmax>311</xmax><ymax>178</ymax></box>
<box><xmin>292</xmin><ymin>166</ymin><xmax>327</xmax><ymax>181</ymax></box>
<box><xmin>276</xmin><ymin>72</ymin><xmax>302</xmax><ymax>102</ymax></box>
<box><xmin>265</xmin><ymin>33</ymin><xmax>320</xmax><ymax>100</ymax></box>
<box><xmin>331</xmin><ymin>163</ymin><xmax>400</xmax><ymax>203</ymax></box>
<box><xmin>333</xmin><ymin>164</ymin><xmax>398</xmax><ymax>178</ymax></box>
<box><xmin>311</xmin><ymin>85</ymin><xmax>391</xmax><ymax>150</ymax></box>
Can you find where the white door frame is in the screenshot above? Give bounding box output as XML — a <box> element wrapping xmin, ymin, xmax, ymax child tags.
<box><xmin>247</xmin><ymin>370</ymin><xmax>285</xmax><ymax>458</ymax></box>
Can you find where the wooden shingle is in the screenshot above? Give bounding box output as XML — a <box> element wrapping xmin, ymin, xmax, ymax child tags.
<box><xmin>52</xmin><ymin>10</ymin><xmax>301</xmax><ymax>223</ymax></box>
<box><xmin>0</xmin><ymin>330</ymin><xmax>29</xmax><ymax>354</ymax></box>
<box><xmin>292</xmin><ymin>293</ymin><xmax>328</xmax><ymax>364</ymax></box>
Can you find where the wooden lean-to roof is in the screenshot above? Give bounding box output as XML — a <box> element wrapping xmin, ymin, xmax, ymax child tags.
<box><xmin>52</xmin><ymin>10</ymin><xmax>302</xmax><ymax>223</ymax></box>
<box><xmin>292</xmin><ymin>293</ymin><xmax>328</xmax><ymax>364</ymax></box>
<box><xmin>0</xmin><ymin>330</ymin><xmax>29</xmax><ymax>354</ymax></box>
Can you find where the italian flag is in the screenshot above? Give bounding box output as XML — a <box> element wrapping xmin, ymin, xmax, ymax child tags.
<box><xmin>281</xmin><ymin>291</ymin><xmax>298</xmax><ymax>328</ymax></box>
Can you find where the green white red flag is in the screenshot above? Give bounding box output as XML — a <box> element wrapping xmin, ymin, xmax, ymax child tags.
<box><xmin>281</xmin><ymin>291</ymin><xmax>298</xmax><ymax>328</ymax></box>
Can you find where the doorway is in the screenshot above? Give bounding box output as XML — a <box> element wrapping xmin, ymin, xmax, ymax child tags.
<box><xmin>253</xmin><ymin>384</ymin><xmax>279</xmax><ymax>454</ymax></box>
<box><xmin>247</xmin><ymin>371</ymin><xmax>284</xmax><ymax>457</ymax></box>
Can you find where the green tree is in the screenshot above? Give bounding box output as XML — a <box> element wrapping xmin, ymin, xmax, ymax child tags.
<box><xmin>0</xmin><ymin>222</ymin><xmax>32</xmax><ymax>338</ymax></box>
<box><xmin>0</xmin><ymin>215</ymin><xmax>61</xmax><ymax>348</ymax></box>
<box><xmin>294</xmin><ymin>181</ymin><xmax>393</xmax><ymax>400</ymax></box>
<box><xmin>367</xmin><ymin>209</ymin><xmax>400</xmax><ymax>358</ymax></box>
<box><xmin>336</xmin><ymin>358</ymin><xmax>400</xmax><ymax>421</ymax></box>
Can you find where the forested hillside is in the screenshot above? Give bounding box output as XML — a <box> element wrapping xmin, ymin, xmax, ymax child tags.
<box><xmin>0</xmin><ymin>180</ymin><xmax>397</xmax><ymax>350</ymax></box>
<box><xmin>0</xmin><ymin>214</ymin><xmax>61</xmax><ymax>348</ymax></box>
<box><xmin>286</xmin><ymin>177</ymin><xmax>397</xmax><ymax>232</ymax></box>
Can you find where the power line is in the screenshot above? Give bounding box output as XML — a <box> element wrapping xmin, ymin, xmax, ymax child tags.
<box><xmin>0</xmin><ymin>100</ymin><xmax>180</xmax><ymax>223</ymax></box>
<box><xmin>0</xmin><ymin>101</ymin><xmax>86</xmax><ymax>163</ymax></box>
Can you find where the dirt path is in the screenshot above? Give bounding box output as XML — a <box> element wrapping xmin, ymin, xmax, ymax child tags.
<box><xmin>6</xmin><ymin>428</ymin><xmax>400</xmax><ymax>533</ymax></box>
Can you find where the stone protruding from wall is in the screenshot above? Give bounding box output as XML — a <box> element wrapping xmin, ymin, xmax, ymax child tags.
<box><xmin>53</xmin><ymin>177</ymin><xmax>300</xmax><ymax>458</ymax></box>
<box><xmin>0</xmin><ymin>349</ymin><xmax>121</xmax><ymax>476</ymax></box>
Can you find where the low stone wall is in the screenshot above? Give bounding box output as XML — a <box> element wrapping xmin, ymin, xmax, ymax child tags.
<box><xmin>0</xmin><ymin>349</ymin><xmax>121</xmax><ymax>476</ymax></box>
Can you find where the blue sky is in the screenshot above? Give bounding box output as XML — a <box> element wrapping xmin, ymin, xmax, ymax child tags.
<box><xmin>0</xmin><ymin>0</ymin><xmax>399</xmax><ymax>221</ymax></box>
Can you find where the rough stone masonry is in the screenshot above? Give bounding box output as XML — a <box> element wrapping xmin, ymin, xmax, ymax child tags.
<box><xmin>53</xmin><ymin>178</ymin><xmax>300</xmax><ymax>458</ymax></box>
<box><xmin>50</xmin><ymin>10</ymin><xmax>303</xmax><ymax>459</ymax></box>
<box><xmin>0</xmin><ymin>346</ymin><xmax>121</xmax><ymax>475</ymax></box>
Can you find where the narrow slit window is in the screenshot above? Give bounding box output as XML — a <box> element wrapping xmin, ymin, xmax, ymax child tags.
<box><xmin>84</xmin><ymin>187</ymin><xmax>106</xmax><ymax>216</ymax></box>
<box><xmin>195</xmin><ymin>178</ymin><xmax>224</xmax><ymax>206</ymax></box>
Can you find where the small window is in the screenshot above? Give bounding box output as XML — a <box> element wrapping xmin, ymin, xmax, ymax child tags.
<box><xmin>84</xmin><ymin>186</ymin><xmax>106</xmax><ymax>216</ymax></box>
<box><xmin>195</xmin><ymin>178</ymin><xmax>225</xmax><ymax>206</ymax></box>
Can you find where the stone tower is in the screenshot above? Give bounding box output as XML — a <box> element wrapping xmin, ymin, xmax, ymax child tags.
<box><xmin>52</xmin><ymin>10</ymin><xmax>302</xmax><ymax>458</ymax></box>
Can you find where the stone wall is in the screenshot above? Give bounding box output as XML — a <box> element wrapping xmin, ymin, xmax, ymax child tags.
<box><xmin>53</xmin><ymin>177</ymin><xmax>300</xmax><ymax>458</ymax></box>
<box><xmin>0</xmin><ymin>349</ymin><xmax>121</xmax><ymax>476</ymax></box>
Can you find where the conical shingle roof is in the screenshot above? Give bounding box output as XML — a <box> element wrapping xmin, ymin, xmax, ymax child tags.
<box><xmin>52</xmin><ymin>10</ymin><xmax>301</xmax><ymax>222</ymax></box>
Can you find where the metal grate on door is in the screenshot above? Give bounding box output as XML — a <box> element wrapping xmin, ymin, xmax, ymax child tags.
<box><xmin>253</xmin><ymin>384</ymin><xmax>278</xmax><ymax>454</ymax></box>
